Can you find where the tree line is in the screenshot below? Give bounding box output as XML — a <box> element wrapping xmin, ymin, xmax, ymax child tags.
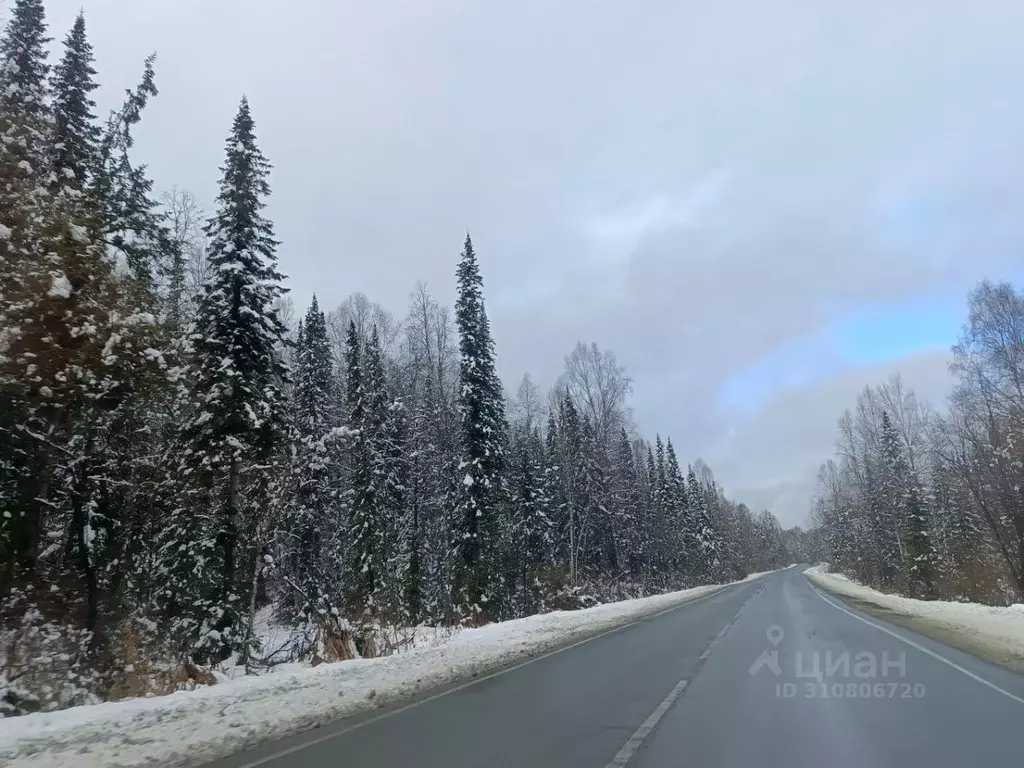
<box><xmin>812</xmin><ymin>282</ymin><xmax>1024</xmax><ymax>606</ymax></box>
<box><xmin>0</xmin><ymin>0</ymin><xmax>796</xmax><ymax>715</ymax></box>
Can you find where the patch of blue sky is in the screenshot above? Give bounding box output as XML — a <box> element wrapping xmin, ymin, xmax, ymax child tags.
<box><xmin>831</xmin><ymin>296</ymin><xmax>962</xmax><ymax>365</ymax></box>
<box><xmin>717</xmin><ymin>295</ymin><xmax>963</xmax><ymax>413</ymax></box>
<box><xmin>717</xmin><ymin>328</ymin><xmax>837</xmax><ymax>414</ymax></box>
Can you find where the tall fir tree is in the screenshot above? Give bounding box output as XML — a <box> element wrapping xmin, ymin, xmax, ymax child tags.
<box><xmin>558</xmin><ymin>391</ymin><xmax>584</xmax><ymax>583</ymax></box>
<box><xmin>91</xmin><ymin>52</ymin><xmax>168</xmax><ymax>287</ymax></box>
<box><xmin>652</xmin><ymin>435</ymin><xmax>667</xmax><ymax>573</ymax></box>
<box><xmin>686</xmin><ymin>467</ymin><xmax>719</xmax><ymax>584</ymax></box>
<box><xmin>579</xmin><ymin>414</ymin><xmax>613</xmax><ymax>574</ymax></box>
<box><xmin>286</xmin><ymin>295</ymin><xmax>340</xmax><ymax>621</ymax></box>
<box><xmin>664</xmin><ymin>438</ymin><xmax>685</xmax><ymax>572</ymax></box>
<box><xmin>0</xmin><ymin>0</ymin><xmax>52</xmax><ymax>585</ymax></box>
<box><xmin>49</xmin><ymin>13</ymin><xmax>99</xmax><ymax>195</ymax></box>
<box><xmin>0</xmin><ymin>0</ymin><xmax>50</xmax><ymax>136</ymax></box>
<box><xmin>344</xmin><ymin>321</ymin><xmax>408</xmax><ymax>622</ymax></box>
<box><xmin>363</xmin><ymin>325</ymin><xmax>407</xmax><ymax>620</ymax></box>
<box><xmin>294</xmin><ymin>295</ymin><xmax>334</xmax><ymax>439</ymax></box>
<box><xmin>343</xmin><ymin>319</ymin><xmax>363</xmax><ymax>423</ymax></box>
<box><xmin>611</xmin><ymin>428</ymin><xmax>644</xmax><ymax>576</ymax></box>
<box><xmin>875</xmin><ymin>411</ymin><xmax>909</xmax><ymax>586</ymax></box>
<box><xmin>45</xmin><ymin>28</ymin><xmax>171</xmax><ymax>661</ymax></box>
<box><xmin>42</xmin><ymin>11</ymin><xmax>111</xmax><ymax>644</ymax></box>
<box><xmin>2</xmin><ymin>6</ymin><xmax>168</xmax><ymax>685</ymax></box>
<box><xmin>344</xmin><ymin>319</ymin><xmax>375</xmax><ymax>615</ymax></box>
<box><xmin>169</xmin><ymin>97</ymin><xmax>289</xmax><ymax>662</ymax></box>
<box><xmin>452</xmin><ymin>233</ymin><xmax>506</xmax><ymax>619</ymax></box>
<box><xmin>542</xmin><ymin>409</ymin><xmax>565</xmax><ymax>576</ymax></box>
<box><xmin>902</xmin><ymin>469</ymin><xmax>937</xmax><ymax>598</ymax></box>
<box><xmin>523</xmin><ymin>427</ymin><xmax>553</xmax><ymax>608</ymax></box>
<box><xmin>644</xmin><ymin>444</ymin><xmax>658</xmax><ymax>577</ymax></box>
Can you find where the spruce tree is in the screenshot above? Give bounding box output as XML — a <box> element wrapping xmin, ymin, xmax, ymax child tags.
<box><xmin>664</xmin><ymin>438</ymin><xmax>685</xmax><ymax>573</ymax></box>
<box><xmin>611</xmin><ymin>428</ymin><xmax>643</xmax><ymax>576</ymax></box>
<box><xmin>654</xmin><ymin>435</ymin><xmax>667</xmax><ymax>518</ymax></box>
<box><xmin>524</xmin><ymin>427</ymin><xmax>553</xmax><ymax>606</ymax></box>
<box><xmin>42</xmin><ymin>11</ymin><xmax>110</xmax><ymax>642</ymax></box>
<box><xmin>343</xmin><ymin>321</ymin><xmax>408</xmax><ymax>622</ymax></box>
<box><xmin>542</xmin><ymin>410</ymin><xmax>565</xmax><ymax>579</ymax></box>
<box><xmin>686</xmin><ymin>467</ymin><xmax>719</xmax><ymax>584</ymax></box>
<box><xmin>0</xmin><ymin>0</ymin><xmax>51</xmax><ymax>258</ymax></box>
<box><xmin>875</xmin><ymin>411</ymin><xmax>909</xmax><ymax>586</ymax></box>
<box><xmin>343</xmin><ymin>319</ymin><xmax>363</xmax><ymax>423</ymax></box>
<box><xmin>558</xmin><ymin>392</ymin><xmax>584</xmax><ymax>583</ymax></box>
<box><xmin>902</xmin><ymin>472</ymin><xmax>937</xmax><ymax>598</ymax></box>
<box><xmin>50</xmin><ymin>13</ymin><xmax>99</xmax><ymax>194</ymax></box>
<box><xmin>287</xmin><ymin>295</ymin><xmax>340</xmax><ymax>621</ymax></box>
<box><xmin>344</xmin><ymin>319</ymin><xmax>376</xmax><ymax>615</ymax></box>
<box><xmin>579</xmin><ymin>414</ymin><xmax>613</xmax><ymax>574</ymax></box>
<box><xmin>363</xmin><ymin>325</ymin><xmax>407</xmax><ymax>620</ymax></box>
<box><xmin>652</xmin><ymin>435</ymin><xmax>667</xmax><ymax>572</ymax></box>
<box><xmin>452</xmin><ymin>233</ymin><xmax>506</xmax><ymax>619</ymax></box>
<box><xmin>173</xmin><ymin>97</ymin><xmax>289</xmax><ymax>662</ymax></box>
<box><xmin>0</xmin><ymin>0</ymin><xmax>50</xmax><ymax>129</ymax></box>
<box><xmin>644</xmin><ymin>444</ymin><xmax>658</xmax><ymax>578</ymax></box>
<box><xmin>2</xmin><ymin>8</ymin><xmax>169</xmax><ymax>688</ymax></box>
<box><xmin>91</xmin><ymin>53</ymin><xmax>168</xmax><ymax>287</ymax></box>
<box><xmin>0</xmin><ymin>0</ymin><xmax>51</xmax><ymax>583</ymax></box>
<box><xmin>294</xmin><ymin>295</ymin><xmax>334</xmax><ymax>440</ymax></box>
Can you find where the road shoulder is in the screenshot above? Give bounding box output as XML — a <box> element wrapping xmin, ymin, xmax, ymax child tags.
<box><xmin>0</xmin><ymin>577</ymin><xmax>767</xmax><ymax>768</ymax></box>
<box><xmin>805</xmin><ymin>568</ymin><xmax>1024</xmax><ymax>675</ymax></box>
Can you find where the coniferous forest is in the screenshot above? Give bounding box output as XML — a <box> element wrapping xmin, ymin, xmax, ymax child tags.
<box><xmin>0</xmin><ymin>1</ymin><xmax>799</xmax><ymax>715</ymax></box>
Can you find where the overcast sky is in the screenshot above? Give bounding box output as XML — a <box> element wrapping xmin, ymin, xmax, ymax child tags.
<box><xmin>41</xmin><ymin>0</ymin><xmax>1024</xmax><ymax>526</ymax></box>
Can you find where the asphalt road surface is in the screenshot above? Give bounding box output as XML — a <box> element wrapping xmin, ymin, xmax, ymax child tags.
<box><xmin>211</xmin><ymin>567</ymin><xmax>1024</xmax><ymax>768</ymax></box>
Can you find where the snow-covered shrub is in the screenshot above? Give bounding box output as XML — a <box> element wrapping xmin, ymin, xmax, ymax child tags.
<box><xmin>0</xmin><ymin>588</ymin><xmax>99</xmax><ymax>717</ymax></box>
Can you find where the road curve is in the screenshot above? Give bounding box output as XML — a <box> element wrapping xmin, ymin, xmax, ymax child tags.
<box><xmin>208</xmin><ymin>568</ymin><xmax>1024</xmax><ymax>768</ymax></box>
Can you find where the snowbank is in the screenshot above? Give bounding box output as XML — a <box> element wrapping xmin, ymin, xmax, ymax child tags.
<box><xmin>0</xmin><ymin>574</ymin><xmax>768</xmax><ymax>768</ymax></box>
<box><xmin>805</xmin><ymin>564</ymin><xmax>1024</xmax><ymax>667</ymax></box>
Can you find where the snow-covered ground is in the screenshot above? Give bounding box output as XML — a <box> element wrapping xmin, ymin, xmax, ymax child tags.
<box><xmin>805</xmin><ymin>563</ymin><xmax>1024</xmax><ymax>663</ymax></box>
<box><xmin>0</xmin><ymin>573</ymin><xmax>770</xmax><ymax>768</ymax></box>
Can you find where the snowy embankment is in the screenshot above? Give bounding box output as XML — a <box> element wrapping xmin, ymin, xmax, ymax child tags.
<box><xmin>805</xmin><ymin>563</ymin><xmax>1024</xmax><ymax>669</ymax></box>
<box><xmin>0</xmin><ymin>573</ymin><xmax>769</xmax><ymax>768</ymax></box>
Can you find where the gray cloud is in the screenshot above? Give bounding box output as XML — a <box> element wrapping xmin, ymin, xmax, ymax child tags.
<box><xmin>45</xmin><ymin>0</ymin><xmax>1024</xmax><ymax>525</ymax></box>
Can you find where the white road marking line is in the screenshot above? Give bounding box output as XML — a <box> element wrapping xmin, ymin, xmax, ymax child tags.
<box><xmin>231</xmin><ymin>578</ymin><xmax>768</xmax><ymax>768</ymax></box>
<box><xmin>809</xmin><ymin>582</ymin><xmax>1024</xmax><ymax>707</ymax></box>
<box><xmin>605</xmin><ymin>680</ymin><xmax>689</xmax><ymax>768</ymax></box>
<box><xmin>699</xmin><ymin>584</ymin><xmax>765</xmax><ymax>661</ymax></box>
<box><xmin>605</xmin><ymin>581</ymin><xmax>768</xmax><ymax>767</ymax></box>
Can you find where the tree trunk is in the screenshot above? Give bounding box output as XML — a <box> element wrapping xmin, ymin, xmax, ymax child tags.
<box><xmin>240</xmin><ymin>539</ymin><xmax>262</xmax><ymax>673</ymax></box>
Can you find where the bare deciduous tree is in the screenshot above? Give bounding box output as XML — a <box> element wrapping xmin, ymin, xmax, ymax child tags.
<box><xmin>160</xmin><ymin>187</ymin><xmax>207</xmax><ymax>322</ymax></box>
<box><xmin>511</xmin><ymin>373</ymin><xmax>544</xmax><ymax>432</ymax></box>
<box><xmin>326</xmin><ymin>292</ymin><xmax>399</xmax><ymax>365</ymax></box>
<box><xmin>946</xmin><ymin>281</ymin><xmax>1024</xmax><ymax>596</ymax></box>
<box><xmin>559</xmin><ymin>342</ymin><xmax>632</xmax><ymax>448</ymax></box>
